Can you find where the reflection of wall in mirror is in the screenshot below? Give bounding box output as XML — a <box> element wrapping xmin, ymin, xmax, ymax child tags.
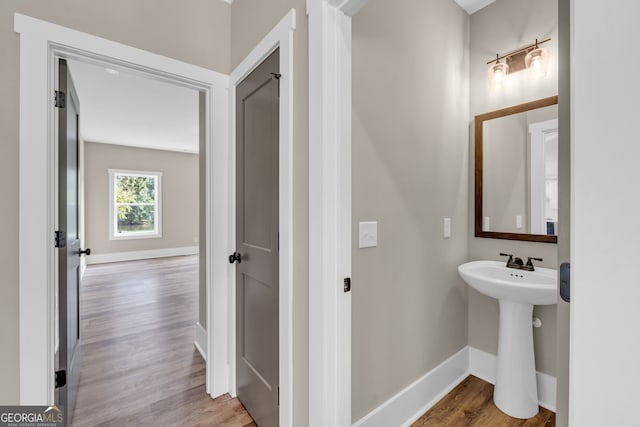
<box><xmin>482</xmin><ymin>104</ymin><xmax>557</xmax><ymax>235</ymax></box>
<box><xmin>483</xmin><ymin>113</ymin><xmax>528</xmax><ymax>233</ymax></box>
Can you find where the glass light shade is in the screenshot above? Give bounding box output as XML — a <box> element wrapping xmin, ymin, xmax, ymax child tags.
<box><xmin>525</xmin><ymin>47</ymin><xmax>549</xmax><ymax>80</ymax></box>
<box><xmin>488</xmin><ymin>62</ymin><xmax>509</xmax><ymax>91</ymax></box>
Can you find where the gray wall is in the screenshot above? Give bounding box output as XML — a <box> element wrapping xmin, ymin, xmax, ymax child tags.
<box><xmin>230</xmin><ymin>1</ymin><xmax>309</xmax><ymax>425</ymax></box>
<box><xmin>468</xmin><ymin>0</ymin><xmax>559</xmax><ymax>376</ymax></box>
<box><xmin>84</xmin><ymin>142</ymin><xmax>198</xmax><ymax>255</ymax></box>
<box><xmin>352</xmin><ymin>0</ymin><xmax>469</xmax><ymax>421</ymax></box>
<box><xmin>0</xmin><ymin>0</ymin><xmax>229</xmax><ymax>403</ymax></box>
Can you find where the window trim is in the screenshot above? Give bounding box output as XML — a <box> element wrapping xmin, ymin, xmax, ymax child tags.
<box><xmin>108</xmin><ymin>168</ymin><xmax>163</xmax><ymax>240</ymax></box>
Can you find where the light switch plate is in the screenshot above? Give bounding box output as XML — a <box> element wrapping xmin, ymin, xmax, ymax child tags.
<box><xmin>444</xmin><ymin>218</ymin><xmax>451</xmax><ymax>238</ymax></box>
<box><xmin>484</xmin><ymin>216</ymin><xmax>490</xmax><ymax>231</ymax></box>
<box><xmin>516</xmin><ymin>215</ymin><xmax>523</xmax><ymax>229</ymax></box>
<box><xmin>359</xmin><ymin>221</ymin><xmax>378</xmax><ymax>248</ymax></box>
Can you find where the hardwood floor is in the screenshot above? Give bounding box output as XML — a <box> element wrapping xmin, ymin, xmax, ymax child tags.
<box><xmin>72</xmin><ymin>257</ymin><xmax>554</xmax><ymax>426</ymax></box>
<box><xmin>412</xmin><ymin>375</ymin><xmax>555</xmax><ymax>427</ymax></box>
<box><xmin>71</xmin><ymin>255</ymin><xmax>255</xmax><ymax>427</ymax></box>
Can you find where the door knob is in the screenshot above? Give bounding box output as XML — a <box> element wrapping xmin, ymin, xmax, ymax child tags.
<box><xmin>228</xmin><ymin>252</ymin><xmax>242</xmax><ymax>264</ymax></box>
<box><xmin>79</xmin><ymin>248</ymin><xmax>91</xmax><ymax>256</ymax></box>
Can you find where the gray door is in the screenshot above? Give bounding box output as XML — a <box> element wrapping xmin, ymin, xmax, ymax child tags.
<box><xmin>234</xmin><ymin>49</ymin><xmax>280</xmax><ymax>427</ymax></box>
<box><xmin>57</xmin><ymin>58</ymin><xmax>87</xmax><ymax>424</ymax></box>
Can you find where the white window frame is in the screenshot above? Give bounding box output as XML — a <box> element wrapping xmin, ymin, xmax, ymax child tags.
<box><xmin>108</xmin><ymin>169</ymin><xmax>163</xmax><ymax>240</ymax></box>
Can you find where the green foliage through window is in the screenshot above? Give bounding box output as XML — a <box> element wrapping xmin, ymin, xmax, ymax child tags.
<box><xmin>112</xmin><ymin>172</ymin><xmax>160</xmax><ymax>236</ymax></box>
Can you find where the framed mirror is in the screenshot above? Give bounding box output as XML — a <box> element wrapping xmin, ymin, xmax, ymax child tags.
<box><xmin>475</xmin><ymin>96</ymin><xmax>558</xmax><ymax>243</ymax></box>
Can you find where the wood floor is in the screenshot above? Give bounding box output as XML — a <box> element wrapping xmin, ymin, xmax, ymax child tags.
<box><xmin>412</xmin><ymin>375</ymin><xmax>555</xmax><ymax>427</ymax></box>
<box><xmin>71</xmin><ymin>255</ymin><xmax>255</xmax><ymax>427</ymax></box>
<box><xmin>72</xmin><ymin>257</ymin><xmax>554</xmax><ymax>426</ymax></box>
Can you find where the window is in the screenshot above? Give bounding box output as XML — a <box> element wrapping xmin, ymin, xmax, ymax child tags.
<box><xmin>109</xmin><ymin>169</ymin><xmax>162</xmax><ymax>239</ymax></box>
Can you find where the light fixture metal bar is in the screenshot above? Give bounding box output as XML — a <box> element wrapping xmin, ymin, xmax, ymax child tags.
<box><xmin>487</xmin><ymin>38</ymin><xmax>551</xmax><ymax>65</ymax></box>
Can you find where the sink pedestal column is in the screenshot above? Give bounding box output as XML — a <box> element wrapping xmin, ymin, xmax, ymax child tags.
<box><xmin>494</xmin><ymin>299</ymin><xmax>539</xmax><ymax>419</ymax></box>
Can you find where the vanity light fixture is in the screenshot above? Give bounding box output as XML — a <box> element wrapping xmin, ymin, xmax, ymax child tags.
<box><xmin>487</xmin><ymin>38</ymin><xmax>551</xmax><ymax>90</ymax></box>
<box><xmin>525</xmin><ymin>39</ymin><xmax>549</xmax><ymax>80</ymax></box>
<box><xmin>488</xmin><ymin>54</ymin><xmax>509</xmax><ymax>91</ymax></box>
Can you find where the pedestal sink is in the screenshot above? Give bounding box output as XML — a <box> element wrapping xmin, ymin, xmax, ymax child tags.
<box><xmin>458</xmin><ymin>260</ymin><xmax>557</xmax><ymax>419</ymax></box>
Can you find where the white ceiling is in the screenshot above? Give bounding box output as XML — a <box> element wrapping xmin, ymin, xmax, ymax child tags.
<box><xmin>67</xmin><ymin>0</ymin><xmax>492</xmax><ymax>154</ymax></box>
<box><xmin>225</xmin><ymin>0</ymin><xmax>494</xmax><ymax>13</ymax></box>
<box><xmin>67</xmin><ymin>60</ymin><xmax>199</xmax><ymax>153</ymax></box>
<box><xmin>226</xmin><ymin>0</ymin><xmax>492</xmax><ymax>14</ymax></box>
<box><xmin>454</xmin><ymin>0</ymin><xmax>497</xmax><ymax>14</ymax></box>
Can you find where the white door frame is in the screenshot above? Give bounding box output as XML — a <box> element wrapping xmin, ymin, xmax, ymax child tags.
<box><xmin>14</xmin><ymin>14</ymin><xmax>230</xmax><ymax>404</ymax></box>
<box><xmin>228</xmin><ymin>10</ymin><xmax>296</xmax><ymax>427</ymax></box>
<box><xmin>529</xmin><ymin>118</ymin><xmax>558</xmax><ymax>235</ymax></box>
<box><xmin>307</xmin><ymin>0</ymin><xmax>367</xmax><ymax>425</ymax></box>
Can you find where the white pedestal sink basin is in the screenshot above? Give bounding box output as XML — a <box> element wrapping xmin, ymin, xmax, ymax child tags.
<box><xmin>458</xmin><ymin>260</ymin><xmax>557</xmax><ymax>419</ymax></box>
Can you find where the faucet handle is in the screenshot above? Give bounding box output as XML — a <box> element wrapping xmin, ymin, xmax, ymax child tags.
<box><xmin>499</xmin><ymin>252</ymin><xmax>514</xmax><ymax>265</ymax></box>
<box><xmin>525</xmin><ymin>257</ymin><xmax>543</xmax><ymax>270</ymax></box>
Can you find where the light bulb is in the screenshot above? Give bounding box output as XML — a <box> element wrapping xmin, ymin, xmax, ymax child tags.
<box><xmin>488</xmin><ymin>62</ymin><xmax>509</xmax><ymax>91</ymax></box>
<box><xmin>525</xmin><ymin>47</ymin><xmax>549</xmax><ymax>80</ymax></box>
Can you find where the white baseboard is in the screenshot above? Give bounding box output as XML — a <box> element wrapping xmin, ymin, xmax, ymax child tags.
<box><xmin>468</xmin><ymin>347</ymin><xmax>557</xmax><ymax>412</ymax></box>
<box><xmin>194</xmin><ymin>322</ymin><xmax>207</xmax><ymax>362</ymax></box>
<box><xmin>535</xmin><ymin>371</ymin><xmax>557</xmax><ymax>412</ymax></box>
<box><xmin>468</xmin><ymin>346</ymin><xmax>496</xmax><ymax>384</ymax></box>
<box><xmin>353</xmin><ymin>346</ymin><xmax>557</xmax><ymax>427</ymax></box>
<box><xmin>352</xmin><ymin>347</ymin><xmax>469</xmax><ymax>427</ymax></box>
<box><xmin>85</xmin><ymin>246</ymin><xmax>199</xmax><ymax>265</ymax></box>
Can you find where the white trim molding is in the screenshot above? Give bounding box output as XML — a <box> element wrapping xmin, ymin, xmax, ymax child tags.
<box><xmin>469</xmin><ymin>347</ymin><xmax>557</xmax><ymax>412</ymax></box>
<box><xmin>308</xmin><ymin>0</ymin><xmax>365</xmax><ymax>425</ymax></box>
<box><xmin>353</xmin><ymin>347</ymin><xmax>557</xmax><ymax>427</ymax></box>
<box><xmin>194</xmin><ymin>322</ymin><xmax>208</xmax><ymax>362</ymax></box>
<box><xmin>528</xmin><ymin>119</ymin><xmax>559</xmax><ymax>235</ymax></box>
<box><xmin>229</xmin><ymin>9</ymin><xmax>296</xmax><ymax>427</ymax></box>
<box><xmin>85</xmin><ymin>246</ymin><xmax>198</xmax><ymax>265</ymax></box>
<box><xmin>15</xmin><ymin>13</ymin><xmax>229</xmax><ymax>405</ymax></box>
<box><xmin>352</xmin><ymin>347</ymin><xmax>469</xmax><ymax>427</ymax></box>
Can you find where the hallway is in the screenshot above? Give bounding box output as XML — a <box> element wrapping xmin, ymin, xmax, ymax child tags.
<box><xmin>71</xmin><ymin>255</ymin><xmax>254</xmax><ymax>426</ymax></box>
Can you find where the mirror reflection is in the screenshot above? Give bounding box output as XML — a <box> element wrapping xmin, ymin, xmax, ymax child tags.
<box><xmin>475</xmin><ymin>96</ymin><xmax>558</xmax><ymax>243</ymax></box>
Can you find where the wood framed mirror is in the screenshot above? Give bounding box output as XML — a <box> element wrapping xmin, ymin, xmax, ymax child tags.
<box><xmin>475</xmin><ymin>96</ymin><xmax>558</xmax><ymax>243</ymax></box>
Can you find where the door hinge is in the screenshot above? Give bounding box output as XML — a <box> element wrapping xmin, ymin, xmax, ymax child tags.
<box><xmin>54</xmin><ymin>90</ymin><xmax>66</xmax><ymax>108</ymax></box>
<box><xmin>270</xmin><ymin>73</ymin><xmax>281</xmax><ymax>96</ymax></box>
<box><xmin>55</xmin><ymin>370</ymin><xmax>66</xmax><ymax>388</ymax></box>
<box><xmin>277</xmin><ymin>386</ymin><xmax>280</xmax><ymax>406</ymax></box>
<box><xmin>54</xmin><ymin>230</ymin><xmax>66</xmax><ymax>248</ymax></box>
<box><xmin>344</xmin><ymin>277</ymin><xmax>351</xmax><ymax>293</ymax></box>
